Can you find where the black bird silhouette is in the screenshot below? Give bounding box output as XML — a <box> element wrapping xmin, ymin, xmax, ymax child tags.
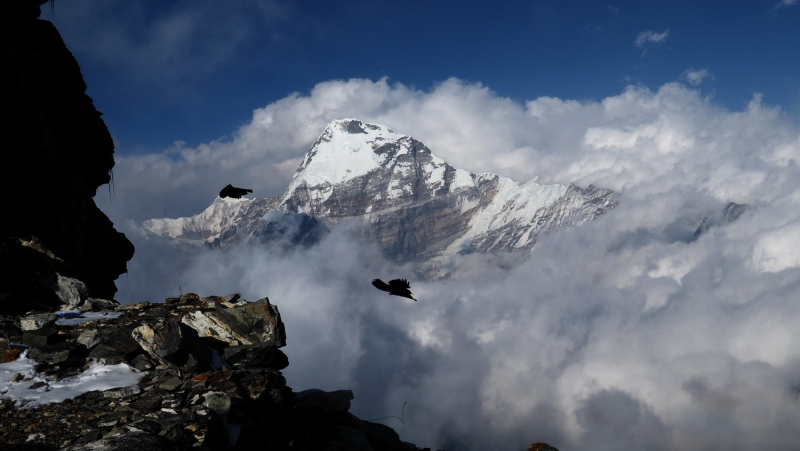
<box><xmin>219</xmin><ymin>184</ymin><xmax>253</xmax><ymax>199</ymax></box>
<box><xmin>372</xmin><ymin>278</ymin><xmax>416</xmax><ymax>301</ymax></box>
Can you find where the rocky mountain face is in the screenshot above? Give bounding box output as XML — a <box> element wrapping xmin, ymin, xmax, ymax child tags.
<box><xmin>0</xmin><ymin>293</ymin><xmax>455</xmax><ymax>451</ymax></box>
<box><xmin>144</xmin><ymin>120</ymin><xmax>616</xmax><ymax>275</ymax></box>
<box><xmin>0</xmin><ymin>0</ymin><xmax>135</xmax><ymax>314</ymax></box>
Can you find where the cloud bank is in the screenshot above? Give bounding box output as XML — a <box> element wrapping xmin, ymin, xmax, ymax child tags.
<box><xmin>105</xmin><ymin>78</ymin><xmax>800</xmax><ymax>450</ymax></box>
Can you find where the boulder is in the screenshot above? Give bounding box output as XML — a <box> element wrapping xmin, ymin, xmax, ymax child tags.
<box><xmin>53</xmin><ymin>273</ymin><xmax>89</xmax><ymax>309</ymax></box>
<box><xmin>130</xmin><ymin>353</ymin><xmax>156</xmax><ymax>371</ymax></box>
<box><xmin>20</xmin><ymin>312</ymin><xmax>57</xmax><ymax>331</ymax></box>
<box><xmin>20</xmin><ymin>327</ymin><xmax>59</xmax><ymax>347</ymax></box>
<box><xmin>77</xmin><ymin>329</ymin><xmax>104</xmax><ymax>349</ymax></box>
<box><xmin>116</xmin><ymin>301</ymin><xmax>150</xmax><ymax>311</ymax></box>
<box><xmin>181</xmin><ymin>297</ymin><xmax>286</xmax><ymax>347</ymax></box>
<box><xmin>103</xmin><ymin>385</ymin><xmax>142</xmax><ymax>399</ymax></box>
<box><xmin>132</xmin><ymin>321</ymin><xmax>212</xmax><ymax>374</ymax></box>
<box><xmin>88</xmin><ymin>325</ymin><xmax>142</xmax><ymax>364</ymax></box>
<box><xmin>80</xmin><ymin>297</ymin><xmax>119</xmax><ymax>312</ymax></box>
<box><xmin>201</xmin><ymin>391</ymin><xmax>231</xmax><ymax>415</ymax></box>
<box><xmin>27</xmin><ymin>340</ymin><xmax>86</xmax><ymax>366</ymax></box>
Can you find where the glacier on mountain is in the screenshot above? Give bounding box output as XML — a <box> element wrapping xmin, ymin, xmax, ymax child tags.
<box><xmin>141</xmin><ymin>119</ymin><xmax>617</xmax><ymax>275</ymax></box>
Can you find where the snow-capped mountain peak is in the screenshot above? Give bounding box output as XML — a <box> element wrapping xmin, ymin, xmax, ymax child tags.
<box><xmin>143</xmin><ymin>119</ymin><xmax>617</xmax><ymax>276</ymax></box>
<box><xmin>280</xmin><ymin>119</ymin><xmax>483</xmax><ymax>217</ymax></box>
<box><xmin>289</xmin><ymin>119</ymin><xmax>404</xmax><ymax>187</ymax></box>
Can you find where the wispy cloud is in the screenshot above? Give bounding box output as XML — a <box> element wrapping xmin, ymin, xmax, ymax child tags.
<box><xmin>774</xmin><ymin>0</ymin><xmax>800</xmax><ymax>9</ymax></box>
<box><xmin>44</xmin><ymin>0</ymin><xmax>290</xmax><ymax>93</ymax></box>
<box><xmin>608</xmin><ymin>5</ymin><xmax>620</xmax><ymax>15</ymax></box>
<box><xmin>635</xmin><ymin>29</ymin><xmax>670</xmax><ymax>47</ymax></box>
<box><xmin>681</xmin><ymin>68</ymin><xmax>713</xmax><ymax>85</ymax></box>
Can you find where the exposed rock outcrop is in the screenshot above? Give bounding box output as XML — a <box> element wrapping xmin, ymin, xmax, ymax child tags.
<box><xmin>0</xmin><ymin>0</ymin><xmax>134</xmax><ymax>314</ymax></box>
<box><xmin>0</xmin><ymin>293</ymin><xmax>448</xmax><ymax>451</ymax></box>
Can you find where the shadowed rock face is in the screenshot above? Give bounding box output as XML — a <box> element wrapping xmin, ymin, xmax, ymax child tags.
<box><xmin>0</xmin><ymin>1</ymin><xmax>134</xmax><ymax>312</ymax></box>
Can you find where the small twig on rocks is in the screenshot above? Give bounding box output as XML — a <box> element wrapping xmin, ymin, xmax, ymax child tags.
<box><xmin>366</xmin><ymin>401</ymin><xmax>407</xmax><ymax>424</ymax></box>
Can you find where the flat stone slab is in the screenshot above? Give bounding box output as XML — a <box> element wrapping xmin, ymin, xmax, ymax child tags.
<box><xmin>181</xmin><ymin>297</ymin><xmax>285</xmax><ymax>347</ymax></box>
<box><xmin>20</xmin><ymin>312</ymin><xmax>57</xmax><ymax>331</ymax></box>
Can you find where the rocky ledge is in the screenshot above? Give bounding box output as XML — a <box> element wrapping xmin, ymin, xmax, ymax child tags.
<box><xmin>0</xmin><ymin>294</ymin><xmax>440</xmax><ymax>451</ymax></box>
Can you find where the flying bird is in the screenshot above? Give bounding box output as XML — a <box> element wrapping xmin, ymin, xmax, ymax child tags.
<box><xmin>372</xmin><ymin>278</ymin><xmax>416</xmax><ymax>301</ymax></box>
<box><xmin>219</xmin><ymin>184</ymin><xmax>253</xmax><ymax>199</ymax></box>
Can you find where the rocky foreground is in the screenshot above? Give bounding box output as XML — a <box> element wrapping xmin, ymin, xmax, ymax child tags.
<box><xmin>0</xmin><ymin>294</ymin><xmax>444</xmax><ymax>451</ymax></box>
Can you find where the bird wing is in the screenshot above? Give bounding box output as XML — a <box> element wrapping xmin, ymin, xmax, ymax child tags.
<box><xmin>389</xmin><ymin>279</ymin><xmax>411</xmax><ymax>289</ymax></box>
<box><xmin>372</xmin><ymin>279</ymin><xmax>392</xmax><ymax>292</ymax></box>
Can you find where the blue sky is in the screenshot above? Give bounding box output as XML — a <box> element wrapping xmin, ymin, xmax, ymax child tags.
<box><xmin>45</xmin><ymin>0</ymin><xmax>800</xmax><ymax>155</ymax></box>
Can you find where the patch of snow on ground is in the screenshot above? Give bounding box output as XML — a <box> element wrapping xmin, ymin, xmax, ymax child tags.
<box><xmin>0</xmin><ymin>352</ymin><xmax>143</xmax><ymax>408</ymax></box>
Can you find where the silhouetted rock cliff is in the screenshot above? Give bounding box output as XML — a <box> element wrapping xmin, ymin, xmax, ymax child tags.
<box><xmin>0</xmin><ymin>0</ymin><xmax>134</xmax><ymax>313</ymax></box>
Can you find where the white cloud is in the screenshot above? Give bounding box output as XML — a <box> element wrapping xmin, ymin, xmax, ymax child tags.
<box><xmin>750</xmin><ymin>221</ymin><xmax>800</xmax><ymax>272</ymax></box>
<box><xmin>681</xmin><ymin>68</ymin><xmax>713</xmax><ymax>85</ymax></box>
<box><xmin>635</xmin><ymin>29</ymin><xmax>670</xmax><ymax>47</ymax></box>
<box><xmin>774</xmin><ymin>0</ymin><xmax>800</xmax><ymax>9</ymax></box>
<box><xmin>103</xmin><ymin>78</ymin><xmax>800</xmax><ymax>450</ymax></box>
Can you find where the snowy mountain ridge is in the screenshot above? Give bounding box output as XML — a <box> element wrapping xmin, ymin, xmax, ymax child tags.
<box><xmin>142</xmin><ymin>119</ymin><xmax>617</xmax><ymax>275</ymax></box>
<box><xmin>142</xmin><ymin>196</ymin><xmax>257</xmax><ymax>243</ymax></box>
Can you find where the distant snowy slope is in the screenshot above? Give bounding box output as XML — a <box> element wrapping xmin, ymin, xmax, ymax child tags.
<box><xmin>141</xmin><ymin>196</ymin><xmax>256</xmax><ymax>242</ymax></box>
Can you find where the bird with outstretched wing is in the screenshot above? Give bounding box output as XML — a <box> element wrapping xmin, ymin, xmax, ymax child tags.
<box><xmin>372</xmin><ymin>278</ymin><xmax>416</xmax><ymax>301</ymax></box>
<box><xmin>219</xmin><ymin>184</ymin><xmax>254</xmax><ymax>199</ymax></box>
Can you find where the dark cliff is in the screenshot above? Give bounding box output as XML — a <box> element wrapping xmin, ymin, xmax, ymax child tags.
<box><xmin>0</xmin><ymin>0</ymin><xmax>134</xmax><ymax>313</ymax></box>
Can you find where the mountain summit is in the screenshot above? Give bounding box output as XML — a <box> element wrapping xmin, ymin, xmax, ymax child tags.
<box><xmin>143</xmin><ymin>119</ymin><xmax>616</xmax><ymax>275</ymax></box>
